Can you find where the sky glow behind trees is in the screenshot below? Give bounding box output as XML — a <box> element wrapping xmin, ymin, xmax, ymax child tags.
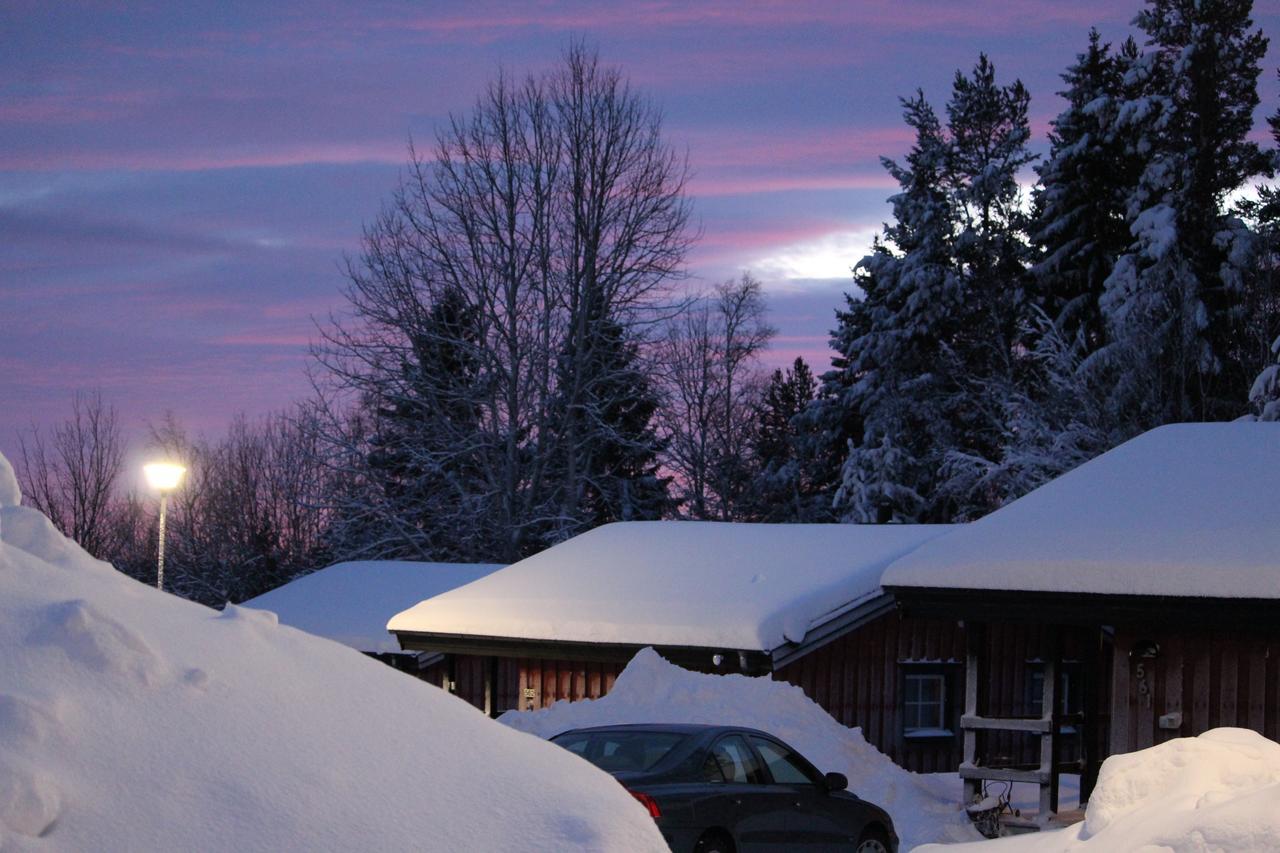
<box><xmin>2</xmin><ymin>0</ymin><xmax>1277</xmax><ymax>457</ymax></box>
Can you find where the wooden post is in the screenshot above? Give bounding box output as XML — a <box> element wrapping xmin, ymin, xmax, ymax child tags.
<box><xmin>1079</xmin><ymin>628</ymin><xmax>1104</xmax><ymax>805</ymax></box>
<box><xmin>483</xmin><ymin>655</ymin><xmax>497</xmax><ymax>717</ymax></box>
<box><xmin>1038</xmin><ymin>628</ymin><xmax>1060</xmax><ymax>827</ymax></box>
<box><xmin>962</xmin><ymin>622</ymin><xmax>985</xmax><ymax>806</ymax></box>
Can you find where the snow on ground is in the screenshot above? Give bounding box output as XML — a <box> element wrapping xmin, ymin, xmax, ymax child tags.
<box><xmin>0</xmin><ymin>457</ymin><xmax>665</xmax><ymax>852</ymax></box>
<box><xmin>500</xmin><ymin>648</ymin><xmax>982</xmax><ymax>850</ymax></box>
<box><xmin>242</xmin><ymin>560</ymin><xmax>504</xmax><ymax>653</ymax></box>
<box><xmin>885</xmin><ymin>423</ymin><xmax>1280</xmax><ymax>599</ymax></box>
<box><xmin>916</xmin><ymin>729</ymin><xmax>1280</xmax><ymax>853</ymax></box>
<box><xmin>391</xmin><ymin>520</ymin><xmax>952</xmax><ymax>652</ymax></box>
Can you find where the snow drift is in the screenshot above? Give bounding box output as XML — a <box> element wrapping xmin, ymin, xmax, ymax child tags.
<box><xmin>0</xmin><ymin>456</ymin><xmax>665</xmax><ymax>852</ymax></box>
<box><xmin>917</xmin><ymin>728</ymin><xmax>1280</xmax><ymax>853</ymax></box>
<box><xmin>500</xmin><ymin>648</ymin><xmax>981</xmax><ymax>849</ymax></box>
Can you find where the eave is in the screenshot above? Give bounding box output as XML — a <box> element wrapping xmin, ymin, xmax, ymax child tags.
<box><xmin>390</xmin><ymin>629</ymin><xmax>774</xmax><ymax>675</ymax></box>
<box><xmin>886</xmin><ymin>585</ymin><xmax>1280</xmax><ymax>630</ymax></box>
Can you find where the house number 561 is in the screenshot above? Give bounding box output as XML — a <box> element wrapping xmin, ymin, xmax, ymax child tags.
<box><xmin>1136</xmin><ymin>662</ymin><xmax>1153</xmax><ymax>709</ymax></box>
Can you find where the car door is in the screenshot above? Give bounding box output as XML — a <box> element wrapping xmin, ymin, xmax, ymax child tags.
<box><xmin>748</xmin><ymin>735</ymin><xmax>858</xmax><ymax>852</ymax></box>
<box><xmin>701</xmin><ymin>734</ymin><xmax>796</xmax><ymax>853</ymax></box>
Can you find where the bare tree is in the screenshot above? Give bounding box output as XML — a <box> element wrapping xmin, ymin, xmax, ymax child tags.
<box><xmin>657</xmin><ymin>273</ymin><xmax>775</xmax><ymax>520</ymax></box>
<box><xmin>144</xmin><ymin>410</ymin><xmax>333</xmax><ymax>606</ymax></box>
<box><xmin>315</xmin><ymin>44</ymin><xmax>692</xmax><ymax>562</ymax></box>
<box><xmin>17</xmin><ymin>392</ymin><xmax>128</xmax><ymax>559</ymax></box>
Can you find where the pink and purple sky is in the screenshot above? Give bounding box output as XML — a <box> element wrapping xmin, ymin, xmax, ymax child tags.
<box><xmin>3</xmin><ymin>0</ymin><xmax>1277</xmax><ymax>461</ymax></box>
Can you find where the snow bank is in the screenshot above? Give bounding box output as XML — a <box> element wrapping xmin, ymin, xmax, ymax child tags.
<box><xmin>391</xmin><ymin>521</ymin><xmax>952</xmax><ymax>652</ymax></box>
<box><xmin>500</xmin><ymin>648</ymin><xmax>980</xmax><ymax>850</ymax></box>
<box><xmin>0</xmin><ymin>456</ymin><xmax>665</xmax><ymax>852</ymax></box>
<box><xmin>916</xmin><ymin>729</ymin><xmax>1280</xmax><ymax>853</ymax></box>
<box><xmin>242</xmin><ymin>560</ymin><xmax>504</xmax><ymax>654</ymax></box>
<box><xmin>884</xmin><ymin>423</ymin><xmax>1280</xmax><ymax>598</ymax></box>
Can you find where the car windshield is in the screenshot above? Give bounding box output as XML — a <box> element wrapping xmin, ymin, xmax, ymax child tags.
<box><xmin>552</xmin><ymin>730</ymin><xmax>688</xmax><ymax>773</ymax></box>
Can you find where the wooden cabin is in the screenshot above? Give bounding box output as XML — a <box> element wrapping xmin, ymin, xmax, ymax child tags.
<box><xmin>883</xmin><ymin>422</ymin><xmax>1280</xmax><ymax>827</ymax></box>
<box><xmin>387</xmin><ymin>520</ymin><xmax>1014</xmax><ymax>772</ymax></box>
<box><xmin>241</xmin><ymin>559</ymin><xmax>503</xmax><ymax>675</ymax></box>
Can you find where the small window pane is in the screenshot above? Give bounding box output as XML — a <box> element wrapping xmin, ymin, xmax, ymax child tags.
<box><xmin>904</xmin><ymin>673</ymin><xmax>947</xmax><ymax>733</ymax></box>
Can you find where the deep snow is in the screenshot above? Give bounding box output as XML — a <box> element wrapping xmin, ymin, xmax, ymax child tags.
<box><xmin>242</xmin><ymin>559</ymin><xmax>503</xmax><ymax>653</ymax></box>
<box><xmin>916</xmin><ymin>728</ymin><xmax>1280</xmax><ymax>852</ymax></box>
<box><xmin>500</xmin><ymin>648</ymin><xmax>982</xmax><ymax>850</ymax></box>
<box><xmin>884</xmin><ymin>423</ymin><xmax>1280</xmax><ymax>598</ymax></box>
<box><xmin>0</xmin><ymin>456</ymin><xmax>666</xmax><ymax>852</ymax></box>
<box><xmin>390</xmin><ymin>520</ymin><xmax>952</xmax><ymax>652</ymax></box>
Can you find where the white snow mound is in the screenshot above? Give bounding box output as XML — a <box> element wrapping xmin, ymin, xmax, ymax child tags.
<box><xmin>916</xmin><ymin>728</ymin><xmax>1280</xmax><ymax>853</ymax></box>
<box><xmin>500</xmin><ymin>648</ymin><xmax>980</xmax><ymax>850</ymax></box>
<box><xmin>0</xmin><ymin>451</ymin><xmax>665</xmax><ymax>853</ymax></box>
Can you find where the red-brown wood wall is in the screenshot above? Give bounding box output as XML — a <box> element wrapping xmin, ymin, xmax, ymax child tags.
<box><xmin>1111</xmin><ymin>626</ymin><xmax>1280</xmax><ymax>755</ymax></box>
<box><xmin>774</xmin><ymin>615</ymin><xmax>966</xmax><ymax>772</ymax></box>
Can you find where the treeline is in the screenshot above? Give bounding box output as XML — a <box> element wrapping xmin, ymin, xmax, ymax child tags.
<box><xmin>809</xmin><ymin>0</ymin><xmax>1280</xmax><ymax>523</ymax></box>
<box><xmin>14</xmin><ymin>5</ymin><xmax>1280</xmax><ymax>603</ymax></box>
<box><xmin>15</xmin><ymin>395</ymin><xmax>331</xmax><ymax>604</ymax></box>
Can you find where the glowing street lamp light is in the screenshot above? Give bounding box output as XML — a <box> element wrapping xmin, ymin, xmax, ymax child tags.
<box><xmin>143</xmin><ymin>462</ymin><xmax>185</xmax><ymax>591</ymax></box>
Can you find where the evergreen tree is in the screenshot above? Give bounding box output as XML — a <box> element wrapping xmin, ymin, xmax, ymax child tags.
<box><xmin>743</xmin><ymin>358</ymin><xmax>831</xmax><ymax>522</ymax></box>
<box><xmin>548</xmin><ymin>318</ymin><xmax>672</xmax><ymax>535</ymax></box>
<box><xmin>1031</xmin><ymin>32</ymin><xmax>1140</xmax><ymax>352</ymax></box>
<box><xmin>361</xmin><ymin>287</ymin><xmax>493</xmax><ymax>559</ymax></box>
<box><xmin>1101</xmin><ymin>0</ymin><xmax>1270</xmax><ymax>423</ymax></box>
<box><xmin>832</xmin><ymin>91</ymin><xmax>959</xmax><ymax>522</ymax></box>
<box><xmin>825</xmin><ymin>56</ymin><xmax>1035</xmax><ymax>523</ymax></box>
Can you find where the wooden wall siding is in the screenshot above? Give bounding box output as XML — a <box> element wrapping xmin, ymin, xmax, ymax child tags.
<box><xmin>1110</xmin><ymin>627</ymin><xmax>1280</xmax><ymax>756</ymax></box>
<box><xmin>521</xmin><ymin>658</ymin><xmax>623</xmax><ymax>712</ymax></box>
<box><xmin>774</xmin><ymin>615</ymin><xmax>966</xmax><ymax>773</ymax></box>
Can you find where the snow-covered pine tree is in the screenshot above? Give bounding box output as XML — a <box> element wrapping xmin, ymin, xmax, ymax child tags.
<box><xmin>1100</xmin><ymin>0</ymin><xmax>1270</xmax><ymax>423</ymax></box>
<box><xmin>830</xmin><ymin>91</ymin><xmax>960</xmax><ymax>523</ymax></box>
<box><xmin>1249</xmin><ymin>336</ymin><xmax>1280</xmax><ymax>421</ymax></box>
<box><xmin>1031</xmin><ymin>31</ymin><xmax>1140</xmax><ymax>353</ymax></box>
<box><xmin>1241</xmin><ymin>91</ymin><xmax>1280</xmax><ymax>421</ymax></box>
<box><xmin>826</xmin><ymin>56</ymin><xmax>1036</xmax><ymax>523</ymax></box>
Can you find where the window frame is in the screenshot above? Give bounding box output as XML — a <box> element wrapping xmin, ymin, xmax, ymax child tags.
<box><xmin>898</xmin><ymin>661</ymin><xmax>959</xmax><ymax>741</ymax></box>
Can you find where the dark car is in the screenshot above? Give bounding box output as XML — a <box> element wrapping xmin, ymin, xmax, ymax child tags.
<box><xmin>551</xmin><ymin>723</ymin><xmax>898</xmax><ymax>853</ymax></box>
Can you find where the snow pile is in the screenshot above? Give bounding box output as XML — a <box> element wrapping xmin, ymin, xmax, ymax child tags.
<box><xmin>500</xmin><ymin>648</ymin><xmax>980</xmax><ymax>849</ymax></box>
<box><xmin>0</xmin><ymin>457</ymin><xmax>665</xmax><ymax>852</ymax></box>
<box><xmin>391</xmin><ymin>521</ymin><xmax>952</xmax><ymax>651</ymax></box>
<box><xmin>917</xmin><ymin>728</ymin><xmax>1280</xmax><ymax>853</ymax></box>
<box><xmin>884</xmin><ymin>423</ymin><xmax>1280</xmax><ymax>598</ymax></box>
<box><xmin>242</xmin><ymin>560</ymin><xmax>504</xmax><ymax>653</ymax></box>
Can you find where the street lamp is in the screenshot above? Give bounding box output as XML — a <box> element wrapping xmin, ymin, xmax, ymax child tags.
<box><xmin>143</xmin><ymin>462</ymin><xmax>185</xmax><ymax>591</ymax></box>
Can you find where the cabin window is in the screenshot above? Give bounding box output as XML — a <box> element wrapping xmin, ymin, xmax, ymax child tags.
<box><xmin>903</xmin><ymin>672</ymin><xmax>949</xmax><ymax>737</ymax></box>
<box><xmin>1027</xmin><ymin>663</ymin><xmax>1081</xmax><ymax>734</ymax></box>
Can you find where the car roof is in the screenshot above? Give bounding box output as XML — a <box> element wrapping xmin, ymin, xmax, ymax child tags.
<box><xmin>551</xmin><ymin>723</ymin><xmax>776</xmax><ymax>738</ymax></box>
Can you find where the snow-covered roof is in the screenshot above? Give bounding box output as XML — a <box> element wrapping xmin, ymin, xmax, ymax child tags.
<box><xmin>0</xmin><ymin>455</ymin><xmax>666</xmax><ymax>851</ymax></box>
<box><xmin>243</xmin><ymin>560</ymin><xmax>504</xmax><ymax>654</ymax></box>
<box><xmin>883</xmin><ymin>423</ymin><xmax>1280</xmax><ymax>598</ymax></box>
<box><xmin>389</xmin><ymin>521</ymin><xmax>953</xmax><ymax>653</ymax></box>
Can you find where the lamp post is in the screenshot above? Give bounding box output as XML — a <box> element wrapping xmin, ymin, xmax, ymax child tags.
<box><xmin>143</xmin><ymin>462</ymin><xmax>185</xmax><ymax>591</ymax></box>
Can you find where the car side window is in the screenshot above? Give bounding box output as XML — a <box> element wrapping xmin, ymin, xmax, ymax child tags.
<box><xmin>700</xmin><ymin>752</ymin><xmax>727</xmax><ymax>783</ymax></box>
<box><xmin>749</xmin><ymin>736</ymin><xmax>821</xmax><ymax>786</ymax></box>
<box><xmin>708</xmin><ymin>735</ymin><xmax>766</xmax><ymax>784</ymax></box>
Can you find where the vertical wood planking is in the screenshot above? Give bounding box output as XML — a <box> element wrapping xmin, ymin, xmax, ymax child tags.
<box><xmin>1249</xmin><ymin>649</ymin><xmax>1267</xmax><ymax>734</ymax></box>
<box><xmin>1220</xmin><ymin>636</ymin><xmax>1239</xmax><ymax>728</ymax></box>
<box><xmin>1110</xmin><ymin>632</ymin><xmax>1131</xmax><ymax>757</ymax></box>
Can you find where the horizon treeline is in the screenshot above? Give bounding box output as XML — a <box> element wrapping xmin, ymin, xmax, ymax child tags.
<box><xmin>13</xmin><ymin>2</ymin><xmax>1280</xmax><ymax>605</ymax></box>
